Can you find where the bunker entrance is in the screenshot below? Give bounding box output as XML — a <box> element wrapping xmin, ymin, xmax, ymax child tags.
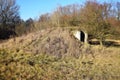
<box><xmin>80</xmin><ymin>31</ymin><xmax>85</xmax><ymax>42</ymax></box>
<box><xmin>73</xmin><ymin>30</ymin><xmax>88</xmax><ymax>44</ymax></box>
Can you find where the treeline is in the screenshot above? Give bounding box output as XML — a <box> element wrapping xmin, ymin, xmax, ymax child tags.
<box><xmin>0</xmin><ymin>0</ymin><xmax>120</xmax><ymax>41</ymax></box>
<box><xmin>0</xmin><ymin>0</ymin><xmax>34</xmax><ymax>39</ymax></box>
<box><xmin>36</xmin><ymin>0</ymin><xmax>120</xmax><ymax>44</ymax></box>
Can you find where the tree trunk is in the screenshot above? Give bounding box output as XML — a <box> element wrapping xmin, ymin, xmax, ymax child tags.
<box><xmin>100</xmin><ymin>40</ymin><xmax>103</xmax><ymax>46</ymax></box>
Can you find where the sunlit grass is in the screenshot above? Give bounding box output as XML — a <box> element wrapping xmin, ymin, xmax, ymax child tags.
<box><xmin>0</xmin><ymin>46</ymin><xmax>120</xmax><ymax>80</ymax></box>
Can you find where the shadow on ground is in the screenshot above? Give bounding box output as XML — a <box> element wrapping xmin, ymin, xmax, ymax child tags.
<box><xmin>89</xmin><ymin>40</ymin><xmax>120</xmax><ymax>47</ymax></box>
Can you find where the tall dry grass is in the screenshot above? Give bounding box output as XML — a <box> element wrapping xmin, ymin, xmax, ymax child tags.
<box><xmin>0</xmin><ymin>45</ymin><xmax>120</xmax><ymax>80</ymax></box>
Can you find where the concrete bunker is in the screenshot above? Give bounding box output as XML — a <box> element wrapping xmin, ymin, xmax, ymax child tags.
<box><xmin>73</xmin><ymin>30</ymin><xmax>88</xmax><ymax>43</ymax></box>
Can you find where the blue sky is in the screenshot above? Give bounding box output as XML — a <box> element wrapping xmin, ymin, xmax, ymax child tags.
<box><xmin>16</xmin><ymin>0</ymin><xmax>85</xmax><ymax>20</ymax></box>
<box><xmin>16</xmin><ymin>0</ymin><xmax>119</xmax><ymax>20</ymax></box>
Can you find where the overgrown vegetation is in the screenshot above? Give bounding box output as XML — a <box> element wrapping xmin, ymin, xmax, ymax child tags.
<box><xmin>36</xmin><ymin>0</ymin><xmax>120</xmax><ymax>40</ymax></box>
<box><xmin>0</xmin><ymin>47</ymin><xmax>120</xmax><ymax>80</ymax></box>
<box><xmin>0</xmin><ymin>0</ymin><xmax>35</xmax><ymax>39</ymax></box>
<box><xmin>0</xmin><ymin>0</ymin><xmax>120</xmax><ymax>80</ymax></box>
<box><xmin>0</xmin><ymin>0</ymin><xmax>120</xmax><ymax>40</ymax></box>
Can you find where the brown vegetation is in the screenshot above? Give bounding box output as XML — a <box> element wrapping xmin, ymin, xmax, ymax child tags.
<box><xmin>0</xmin><ymin>35</ymin><xmax>120</xmax><ymax>80</ymax></box>
<box><xmin>0</xmin><ymin>27</ymin><xmax>85</xmax><ymax>58</ymax></box>
<box><xmin>0</xmin><ymin>0</ymin><xmax>120</xmax><ymax>80</ymax></box>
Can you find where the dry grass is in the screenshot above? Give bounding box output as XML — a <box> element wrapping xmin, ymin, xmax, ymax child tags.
<box><xmin>0</xmin><ymin>27</ymin><xmax>120</xmax><ymax>80</ymax></box>
<box><xmin>0</xmin><ymin>27</ymin><xmax>84</xmax><ymax>58</ymax></box>
<box><xmin>0</xmin><ymin>46</ymin><xmax>120</xmax><ymax>80</ymax></box>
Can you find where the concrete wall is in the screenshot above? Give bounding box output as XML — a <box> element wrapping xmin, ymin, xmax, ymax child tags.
<box><xmin>73</xmin><ymin>31</ymin><xmax>81</xmax><ymax>41</ymax></box>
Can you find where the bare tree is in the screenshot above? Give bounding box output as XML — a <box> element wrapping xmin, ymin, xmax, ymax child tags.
<box><xmin>51</xmin><ymin>4</ymin><xmax>81</xmax><ymax>27</ymax></box>
<box><xmin>117</xmin><ymin>2</ymin><xmax>120</xmax><ymax>20</ymax></box>
<box><xmin>0</xmin><ymin>0</ymin><xmax>20</xmax><ymax>39</ymax></box>
<box><xmin>0</xmin><ymin>0</ymin><xmax>20</xmax><ymax>24</ymax></box>
<box><xmin>79</xmin><ymin>0</ymin><xmax>111</xmax><ymax>46</ymax></box>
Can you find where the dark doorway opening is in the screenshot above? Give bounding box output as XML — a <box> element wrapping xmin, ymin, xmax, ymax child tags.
<box><xmin>80</xmin><ymin>31</ymin><xmax>85</xmax><ymax>42</ymax></box>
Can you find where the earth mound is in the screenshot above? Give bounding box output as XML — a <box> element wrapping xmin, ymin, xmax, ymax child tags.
<box><xmin>0</xmin><ymin>27</ymin><xmax>84</xmax><ymax>57</ymax></box>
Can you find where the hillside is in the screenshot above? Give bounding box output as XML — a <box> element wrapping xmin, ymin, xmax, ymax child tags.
<box><xmin>0</xmin><ymin>27</ymin><xmax>85</xmax><ymax>58</ymax></box>
<box><xmin>0</xmin><ymin>27</ymin><xmax>120</xmax><ymax>80</ymax></box>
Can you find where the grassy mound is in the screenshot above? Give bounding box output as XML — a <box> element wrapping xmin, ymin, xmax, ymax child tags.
<box><xmin>0</xmin><ymin>47</ymin><xmax>120</xmax><ymax>80</ymax></box>
<box><xmin>0</xmin><ymin>27</ymin><xmax>84</xmax><ymax>58</ymax></box>
<box><xmin>0</xmin><ymin>27</ymin><xmax>120</xmax><ymax>80</ymax></box>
